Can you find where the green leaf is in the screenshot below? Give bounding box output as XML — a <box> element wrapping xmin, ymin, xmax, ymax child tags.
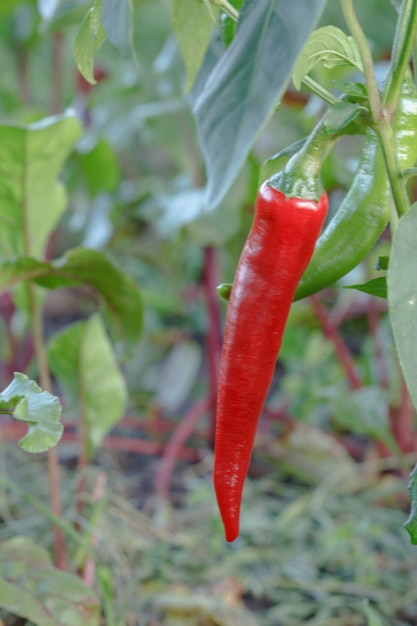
<box><xmin>0</xmin><ymin>373</ymin><xmax>62</xmax><ymax>453</ymax></box>
<box><xmin>404</xmin><ymin>462</ymin><xmax>417</xmax><ymax>543</ymax></box>
<box><xmin>332</xmin><ymin>80</ymin><xmax>368</xmax><ymax>103</ymax></box>
<box><xmin>375</xmin><ymin>256</ymin><xmax>389</xmax><ymax>271</ymax></box>
<box><xmin>74</xmin><ymin>0</ymin><xmax>107</xmax><ymax>85</ymax></box>
<box><xmin>388</xmin><ymin>204</ymin><xmax>417</xmax><ymax>414</ymax></box>
<box><xmin>76</xmin><ymin>139</ymin><xmax>120</xmax><ymax>197</ymax></box>
<box><xmin>0</xmin><ymin>249</ymin><xmax>143</xmax><ymax>348</ymax></box>
<box><xmin>292</xmin><ymin>25</ymin><xmax>364</xmax><ymax>90</ymax></box>
<box><xmin>48</xmin><ymin>314</ymin><xmax>127</xmax><ymax>456</ymax></box>
<box><xmin>193</xmin><ymin>0</ymin><xmax>328</xmax><ymax>210</ymax></box>
<box><xmin>172</xmin><ymin>0</ymin><xmax>217</xmax><ymax>92</ymax></box>
<box><xmin>101</xmin><ymin>0</ymin><xmax>134</xmax><ymax>56</ymax></box>
<box><xmin>363</xmin><ymin>600</ymin><xmax>385</xmax><ymax>626</ymax></box>
<box><xmin>323</xmin><ymin>102</ymin><xmax>367</xmax><ymax>135</ymax></box>
<box><xmin>345</xmin><ymin>277</ymin><xmax>387</xmax><ymax>299</ymax></box>
<box><xmin>0</xmin><ymin>113</ymin><xmax>82</xmax><ymax>259</ymax></box>
<box><xmin>0</xmin><ymin>537</ymin><xmax>100</xmax><ymax>626</ymax></box>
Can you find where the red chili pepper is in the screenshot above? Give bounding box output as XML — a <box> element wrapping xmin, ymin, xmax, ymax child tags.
<box><xmin>214</xmin><ymin>182</ymin><xmax>328</xmax><ymax>542</ymax></box>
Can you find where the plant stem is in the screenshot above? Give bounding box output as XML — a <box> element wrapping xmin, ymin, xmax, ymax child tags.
<box><xmin>341</xmin><ymin>0</ymin><xmax>383</xmax><ymax>125</ymax></box>
<box><xmin>383</xmin><ymin>0</ymin><xmax>417</xmax><ymax>111</ymax></box>
<box><xmin>28</xmin><ymin>283</ymin><xmax>68</xmax><ymax>570</ymax></box>
<box><xmin>309</xmin><ymin>295</ymin><xmax>363</xmax><ymax>391</ymax></box>
<box><xmin>341</xmin><ymin>0</ymin><xmax>410</xmax><ymax>218</ymax></box>
<box><xmin>301</xmin><ymin>76</ymin><xmax>340</xmax><ymax>105</ymax></box>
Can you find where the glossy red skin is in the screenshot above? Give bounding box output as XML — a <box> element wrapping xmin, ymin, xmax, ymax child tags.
<box><xmin>214</xmin><ymin>182</ymin><xmax>328</xmax><ymax>542</ymax></box>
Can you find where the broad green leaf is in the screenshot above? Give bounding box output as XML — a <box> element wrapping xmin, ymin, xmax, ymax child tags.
<box><xmin>0</xmin><ymin>373</ymin><xmax>62</xmax><ymax>453</ymax></box>
<box><xmin>48</xmin><ymin>314</ymin><xmax>127</xmax><ymax>456</ymax></box>
<box><xmin>0</xmin><ymin>113</ymin><xmax>82</xmax><ymax>259</ymax></box>
<box><xmin>76</xmin><ymin>139</ymin><xmax>120</xmax><ymax>197</ymax></box>
<box><xmin>74</xmin><ymin>0</ymin><xmax>107</xmax><ymax>85</ymax></box>
<box><xmin>101</xmin><ymin>0</ymin><xmax>134</xmax><ymax>56</ymax></box>
<box><xmin>193</xmin><ymin>0</ymin><xmax>328</xmax><ymax>210</ymax></box>
<box><xmin>405</xmin><ymin>462</ymin><xmax>417</xmax><ymax>543</ymax></box>
<box><xmin>292</xmin><ymin>25</ymin><xmax>364</xmax><ymax>90</ymax></box>
<box><xmin>0</xmin><ymin>537</ymin><xmax>100</xmax><ymax>626</ymax></box>
<box><xmin>172</xmin><ymin>0</ymin><xmax>217</xmax><ymax>92</ymax></box>
<box><xmin>345</xmin><ymin>277</ymin><xmax>387</xmax><ymax>299</ymax></box>
<box><xmin>388</xmin><ymin>205</ymin><xmax>417</xmax><ymax>414</ymax></box>
<box><xmin>0</xmin><ymin>248</ymin><xmax>143</xmax><ymax>347</ymax></box>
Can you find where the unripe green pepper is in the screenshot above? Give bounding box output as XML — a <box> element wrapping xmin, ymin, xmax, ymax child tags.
<box><xmin>295</xmin><ymin>74</ymin><xmax>417</xmax><ymax>300</ymax></box>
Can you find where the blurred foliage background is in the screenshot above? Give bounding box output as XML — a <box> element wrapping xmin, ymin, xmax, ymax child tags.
<box><xmin>1</xmin><ymin>1</ymin><xmax>417</xmax><ymax>625</ymax></box>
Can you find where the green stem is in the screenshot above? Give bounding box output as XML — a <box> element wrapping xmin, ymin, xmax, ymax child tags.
<box><xmin>341</xmin><ymin>0</ymin><xmax>383</xmax><ymax>125</ymax></box>
<box><xmin>269</xmin><ymin>116</ymin><xmax>338</xmax><ymax>200</ymax></box>
<box><xmin>28</xmin><ymin>284</ymin><xmax>68</xmax><ymax>569</ymax></box>
<box><xmin>383</xmin><ymin>0</ymin><xmax>417</xmax><ymax>111</ymax></box>
<box><xmin>341</xmin><ymin>0</ymin><xmax>411</xmax><ymax>219</ymax></box>
<box><xmin>301</xmin><ymin>76</ymin><xmax>340</xmax><ymax>105</ymax></box>
<box><xmin>211</xmin><ymin>0</ymin><xmax>239</xmax><ymax>21</ymax></box>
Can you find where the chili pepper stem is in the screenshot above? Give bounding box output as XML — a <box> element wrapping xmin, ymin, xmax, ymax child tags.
<box><xmin>269</xmin><ymin>117</ymin><xmax>335</xmax><ymax>201</ymax></box>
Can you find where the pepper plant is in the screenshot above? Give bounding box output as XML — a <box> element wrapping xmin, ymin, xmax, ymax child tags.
<box><xmin>1</xmin><ymin>0</ymin><xmax>417</xmax><ymax>624</ymax></box>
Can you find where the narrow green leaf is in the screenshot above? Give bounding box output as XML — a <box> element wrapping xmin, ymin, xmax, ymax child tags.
<box><xmin>388</xmin><ymin>204</ymin><xmax>417</xmax><ymax>414</ymax></box>
<box><xmin>404</xmin><ymin>463</ymin><xmax>417</xmax><ymax>543</ymax></box>
<box><xmin>0</xmin><ymin>113</ymin><xmax>82</xmax><ymax>259</ymax></box>
<box><xmin>293</xmin><ymin>25</ymin><xmax>364</xmax><ymax>90</ymax></box>
<box><xmin>345</xmin><ymin>277</ymin><xmax>387</xmax><ymax>299</ymax></box>
<box><xmin>48</xmin><ymin>315</ymin><xmax>127</xmax><ymax>456</ymax></box>
<box><xmin>0</xmin><ymin>373</ymin><xmax>62</xmax><ymax>453</ymax></box>
<box><xmin>193</xmin><ymin>0</ymin><xmax>328</xmax><ymax>210</ymax></box>
<box><xmin>101</xmin><ymin>0</ymin><xmax>134</xmax><ymax>56</ymax></box>
<box><xmin>363</xmin><ymin>600</ymin><xmax>385</xmax><ymax>626</ymax></box>
<box><xmin>0</xmin><ymin>248</ymin><xmax>143</xmax><ymax>347</ymax></box>
<box><xmin>0</xmin><ymin>537</ymin><xmax>100</xmax><ymax>626</ymax></box>
<box><xmin>74</xmin><ymin>0</ymin><xmax>107</xmax><ymax>84</ymax></box>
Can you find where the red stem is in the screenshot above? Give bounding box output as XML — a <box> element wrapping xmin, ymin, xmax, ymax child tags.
<box><xmin>154</xmin><ymin>397</ymin><xmax>208</xmax><ymax>500</ymax></box>
<box><xmin>309</xmin><ymin>294</ymin><xmax>363</xmax><ymax>390</ymax></box>
<box><xmin>50</xmin><ymin>32</ymin><xmax>64</xmax><ymax>114</ymax></box>
<box><xmin>202</xmin><ymin>247</ymin><xmax>222</xmax><ymax>448</ymax></box>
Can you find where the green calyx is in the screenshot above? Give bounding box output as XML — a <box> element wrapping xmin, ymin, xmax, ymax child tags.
<box><xmin>267</xmin><ymin>120</ymin><xmax>332</xmax><ymax>202</ymax></box>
